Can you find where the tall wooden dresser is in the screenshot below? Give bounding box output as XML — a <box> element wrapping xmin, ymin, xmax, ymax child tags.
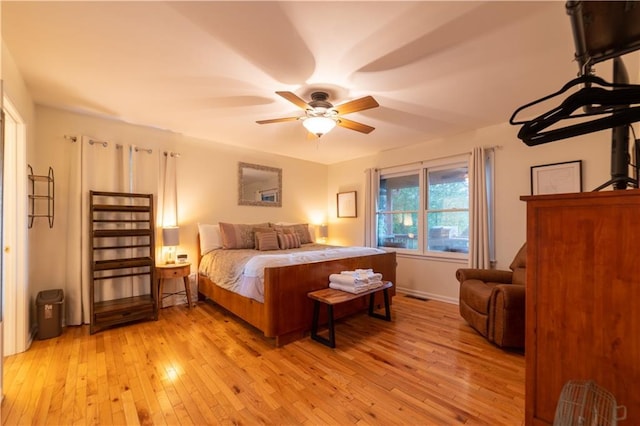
<box><xmin>522</xmin><ymin>190</ymin><xmax>640</xmax><ymax>425</ymax></box>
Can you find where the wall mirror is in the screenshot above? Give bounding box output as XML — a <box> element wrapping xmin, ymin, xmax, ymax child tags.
<box><xmin>238</xmin><ymin>162</ymin><xmax>282</xmax><ymax>207</ymax></box>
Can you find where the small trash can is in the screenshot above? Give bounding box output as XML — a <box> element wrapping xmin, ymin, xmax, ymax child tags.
<box><xmin>36</xmin><ymin>289</ymin><xmax>64</xmax><ymax>340</ymax></box>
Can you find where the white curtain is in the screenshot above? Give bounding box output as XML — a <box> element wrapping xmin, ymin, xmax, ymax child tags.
<box><xmin>364</xmin><ymin>168</ymin><xmax>380</xmax><ymax>247</ymax></box>
<box><xmin>130</xmin><ymin>146</ymin><xmax>159</xmax><ymax>194</ymax></box>
<box><xmin>65</xmin><ymin>138</ymin><xmax>83</xmax><ymax>325</ymax></box>
<box><xmin>468</xmin><ymin>146</ymin><xmax>490</xmax><ymax>268</ymax></box>
<box><xmin>65</xmin><ymin>137</ymin><xmax>158</xmax><ymax>325</ymax></box>
<box><xmin>161</xmin><ymin>152</ymin><xmax>179</xmax><ymax>227</ymax></box>
<box><xmin>130</xmin><ymin>146</ymin><xmax>160</xmax><ymax>296</ymax></box>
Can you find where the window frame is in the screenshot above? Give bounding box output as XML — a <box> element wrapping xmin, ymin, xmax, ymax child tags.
<box><xmin>376</xmin><ymin>169</ymin><xmax>423</xmax><ymax>253</ymax></box>
<box><xmin>424</xmin><ymin>161</ymin><xmax>469</xmax><ymax>261</ymax></box>
<box><xmin>374</xmin><ymin>153</ymin><xmax>486</xmax><ymax>261</ymax></box>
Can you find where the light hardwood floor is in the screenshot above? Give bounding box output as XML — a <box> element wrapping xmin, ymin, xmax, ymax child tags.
<box><xmin>2</xmin><ymin>295</ymin><xmax>524</xmax><ymax>425</ymax></box>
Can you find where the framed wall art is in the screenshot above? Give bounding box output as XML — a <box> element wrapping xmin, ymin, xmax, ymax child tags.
<box><xmin>531</xmin><ymin>160</ymin><xmax>582</xmax><ymax>195</ymax></box>
<box><xmin>337</xmin><ymin>191</ymin><xmax>357</xmax><ymax>218</ymax></box>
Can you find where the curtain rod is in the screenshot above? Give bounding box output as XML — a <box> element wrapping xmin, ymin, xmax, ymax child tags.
<box><xmin>164</xmin><ymin>151</ymin><xmax>181</xmax><ymax>158</ymax></box>
<box><xmin>135</xmin><ymin>147</ymin><xmax>153</xmax><ymax>154</ymax></box>
<box><xmin>366</xmin><ymin>144</ymin><xmax>502</xmax><ymax>172</ymax></box>
<box><xmin>64</xmin><ymin>135</ymin><xmax>108</xmax><ymax>147</ymax></box>
<box><xmin>89</xmin><ymin>139</ymin><xmax>108</xmax><ymax>147</ymax></box>
<box><xmin>66</xmin><ymin>135</ymin><xmax>151</xmax><ymax>153</ymax></box>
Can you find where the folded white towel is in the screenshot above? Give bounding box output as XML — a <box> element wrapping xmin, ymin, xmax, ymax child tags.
<box><xmin>331</xmin><ymin>271</ymin><xmax>383</xmax><ymax>285</ymax></box>
<box><xmin>329</xmin><ymin>280</ymin><xmax>384</xmax><ymax>293</ymax></box>
<box><xmin>329</xmin><ymin>274</ymin><xmax>370</xmax><ymax>286</ymax></box>
<box><xmin>340</xmin><ymin>269</ymin><xmax>382</xmax><ymax>281</ymax></box>
<box><xmin>341</xmin><ymin>268</ymin><xmax>373</xmax><ymax>275</ymax></box>
<box><xmin>361</xmin><ymin>280</ymin><xmax>384</xmax><ymax>291</ymax></box>
<box><xmin>366</xmin><ymin>272</ymin><xmax>383</xmax><ymax>281</ymax></box>
<box><xmin>329</xmin><ymin>282</ymin><xmax>370</xmax><ymax>294</ymax></box>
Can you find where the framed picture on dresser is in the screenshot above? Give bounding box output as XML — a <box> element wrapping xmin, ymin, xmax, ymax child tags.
<box><xmin>530</xmin><ymin>160</ymin><xmax>582</xmax><ymax>195</ymax></box>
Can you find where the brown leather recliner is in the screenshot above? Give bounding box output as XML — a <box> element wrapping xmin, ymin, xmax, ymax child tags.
<box><xmin>455</xmin><ymin>243</ymin><xmax>526</xmax><ymax>349</ymax></box>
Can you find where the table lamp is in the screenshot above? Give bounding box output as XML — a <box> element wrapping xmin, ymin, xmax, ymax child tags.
<box><xmin>162</xmin><ymin>226</ymin><xmax>180</xmax><ymax>264</ymax></box>
<box><xmin>318</xmin><ymin>224</ymin><xmax>328</xmax><ymax>243</ymax></box>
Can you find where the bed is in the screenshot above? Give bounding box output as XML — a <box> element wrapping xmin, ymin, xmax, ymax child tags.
<box><xmin>197</xmin><ymin>224</ymin><xmax>396</xmax><ymax>346</ymax></box>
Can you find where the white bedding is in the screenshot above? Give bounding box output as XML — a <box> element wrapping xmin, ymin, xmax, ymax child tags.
<box><xmin>199</xmin><ymin>244</ymin><xmax>386</xmax><ymax>303</ymax></box>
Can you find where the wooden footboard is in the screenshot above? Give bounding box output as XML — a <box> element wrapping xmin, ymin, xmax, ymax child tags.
<box><xmin>198</xmin><ymin>251</ymin><xmax>397</xmax><ymax>346</ymax></box>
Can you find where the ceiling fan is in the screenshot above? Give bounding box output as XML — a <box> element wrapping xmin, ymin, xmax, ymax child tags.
<box><xmin>256</xmin><ymin>91</ymin><xmax>379</xmax><ymax>137</ymax></box>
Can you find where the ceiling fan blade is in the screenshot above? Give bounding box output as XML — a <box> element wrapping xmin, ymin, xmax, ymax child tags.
<box><xmin>276</xmin><ymin>91</ymin><xmax>310</xmax><ymax>110</ymax></box>
<box><xmin>334</xmin><ymin>96</ymin><xmax>379</xmax><ymax>115</ymax></box>
<box><xmin>337</xmin><ymin>117</ymin><xmax>376</xmax><ymax>134</ymax></box>
<box><xmin>256</xmin><ymin>116</ymin><xmax>300</xmax><ymax>124</ymax></box>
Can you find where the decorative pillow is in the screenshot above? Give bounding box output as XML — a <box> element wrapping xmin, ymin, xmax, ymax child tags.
<box><xmin>277</xmin><ymin>232</ymin><xmax>301</xmax><ymax>249</ymax></box>
<box><xmin>255</xmin><ymin>231</ymin><xmax>280</xmax><ymax>251</ymax></box>
<box><xmin>270</xmin><ymin>223</ymin><xmax>313</xmax><ymax>244</ymax></box>
<box><xmin>198</xmin><ymin>223</ymin><xmax>222</xmax><ymax>255</ymax></box>
<box><xmin>253</xmin><ymin>226</ymin><xmax>274</xmax><ymax>249</ymax></box>
<box><xmin>219</xmin><ymin>222</ymin><xmax>269</xmax><ymax>249</ymax></box>
<box><xmin>295</xmin><ymin>224</ymin><xmax>313</xmax><ymax>244</ymax></box>
<box><xmin>307</xmin><ymin>224</ymin><xmax>317</xmax><ymax>242</ymax></box>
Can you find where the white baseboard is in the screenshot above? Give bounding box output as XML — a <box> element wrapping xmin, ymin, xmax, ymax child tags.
<box><xmin>395</xmin><ymin>286</ymin><xmax>459</xmax><ymax>305</ymax></box>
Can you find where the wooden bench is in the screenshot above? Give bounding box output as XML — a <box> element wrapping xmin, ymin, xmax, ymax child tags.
<box><xmin>308</xmin><ymin>281</ymin><xmax>393</xmax><ymax>348</ymax></box>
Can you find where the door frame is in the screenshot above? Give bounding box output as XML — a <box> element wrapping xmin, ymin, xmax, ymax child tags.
<box><xmin>3</xmin><ymin>94</ymin><xmax>29</xmax><ymax>356</ymax></box>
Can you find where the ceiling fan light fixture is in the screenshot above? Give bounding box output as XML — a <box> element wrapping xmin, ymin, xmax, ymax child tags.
<box><xmin>302</xmin><ymin>116</ymin><xmax>337</xmax><ymax>137</ymax></box>
<box><xmin>258</xmin><ymin>91</ymin><xmax>378</xmax><ymax>136</ymax></box>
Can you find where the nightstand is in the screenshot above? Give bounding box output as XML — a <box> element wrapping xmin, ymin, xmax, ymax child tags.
<box><xmin>156</xmin><ymin>263</ymin><xmax>192</xmax><ymax>309</ymax></box>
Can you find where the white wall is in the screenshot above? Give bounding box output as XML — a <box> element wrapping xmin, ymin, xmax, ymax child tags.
<box><xmin>1</xmin><ymin>44</ymin><xmax>35</xmax><ymax>133</ymax></box>
<box><xmin>30</xmin><ymin>105</ymin><xmax>328</xmax><ymax>328</ymax></box>
<box><xmin>328</xmin><ymin>121</ymin><xmax>612</xmax><ymax>303</ymax></box>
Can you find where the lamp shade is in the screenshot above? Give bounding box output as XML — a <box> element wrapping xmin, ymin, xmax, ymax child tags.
<box><xmin>319</xmin><ymin>224</ymin><xmax>328</xmax><ymax>239</ymax></box>
<box><xmin>303</xmin><ymin>116</ymin><xmax>337</xmax><ymax>137</ymax></box>
<box><xmin>162</xmin><ymin>227</ymin><xmax>180</xmax><ymax>246</ymax></box>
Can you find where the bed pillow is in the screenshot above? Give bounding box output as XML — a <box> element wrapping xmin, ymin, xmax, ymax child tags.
<box><xmin>198</xmin><ymin>223</ymin><xmax>222</xmax><ymax>255</ymax></box>
<box><xmin>219</xmin><ymin>222</ymin><xmax>269</xmax><ymax>249</ymax></box>
<box><xmin>271</xmin><ymin>223</ymin><xmax>313</xmax><ymax>244</ymax></box>
<box><xmin>253</xmin><ymin>226</ymin><xmax>275</xmax><ymax>249</ymax></box>
<box><xmin>290</xmin><ymin>223</ymin><xmax>313</xmax><ymax>244</ymax></box>
<box><xmin>307</xmin><ymin>224</ymin><xmax>317</xmax><ymax>242</ymax></box>
<box><xmin>255</xmin><ymin>231</ymin><xmax>280</xmax><ymax>251</ymax></box>
<box><xmin>277</xmin><ymin>232</ymin><xmax>301</xmax><ymax>249</ymax></box>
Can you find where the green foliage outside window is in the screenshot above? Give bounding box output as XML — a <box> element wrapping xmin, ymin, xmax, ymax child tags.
<box><xmin>376</xmin><ymin>166</ymin><xmax>470</xmax><ymax>253</ymax></box>
<box><xmin>427</xmin><ymin>168</ymin><xmax>469</xmax><ymax>252</ymax></box>
<box><xmin>378</xmin><ymin>175</ymin><xmax>419</xmax><ymax>245</ymax></box>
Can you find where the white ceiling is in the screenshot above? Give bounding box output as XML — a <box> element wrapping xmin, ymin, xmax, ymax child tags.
<box><xmin>3</xmin><ymin>1</ymin><xmax>584</xmax><ymax>164</ymax></box>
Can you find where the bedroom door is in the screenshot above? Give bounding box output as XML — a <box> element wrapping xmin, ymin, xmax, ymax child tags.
<box><xmin>0</xmin><ymin>82</ymin><xmax>4</xmax><ymax>402</ymax></box>
<box><xmin>2</xmin><ymin>93</ymin><xmax>28</xmax><ymax>359</ymax></box>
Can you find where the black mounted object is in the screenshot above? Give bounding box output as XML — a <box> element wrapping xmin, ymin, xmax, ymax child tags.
<box><xmin>566</xmin><ymin>1</ymin><xmax>640</xmax><ymax>74</ymax></box>
<box><xmin>510</xmin><ymin>1</ymin><xmax>640</xmax><ymax>190</ymax></box>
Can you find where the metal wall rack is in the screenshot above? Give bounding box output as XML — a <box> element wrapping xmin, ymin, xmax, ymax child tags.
<box><xmin>28</xmin><ymin>164</ymin><xmax>54</xmax><ymax>228</ymax></box>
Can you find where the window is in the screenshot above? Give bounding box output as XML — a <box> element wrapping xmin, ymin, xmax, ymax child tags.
<box><xmin>377</xmin><ymin>172</ymin><xmax>420</xmax><ymax>250</ymax></box>
<box><xmin>374</xmin><ymin>154</ymin><xmax>490</xmax><ymax>260</ymax></box>
<box><xmin>426</xmin><ymin>167</ymin><xmax>468</xmax><ymax>254</ymax></box>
